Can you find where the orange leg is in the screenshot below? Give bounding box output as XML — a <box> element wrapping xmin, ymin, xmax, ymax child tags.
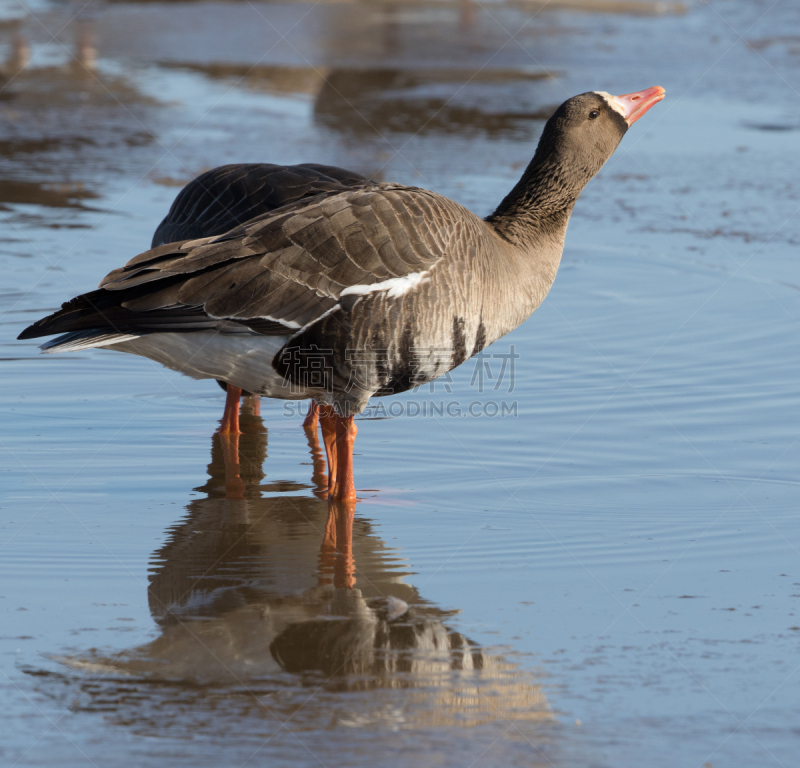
<box><xmin>251</xmin><ymin>396</ymin><xmax>261</xmax><ymax>416</ymax></box>
<box><xmin>332</xmin><ymin>415</ymin><xmax>357</xmax><ymax>503</ymax></box>
<box><xmin>219</xmin><ymin>385</ymin><xmax>242</xmax><ymax>435</ymax></box>
<box><xmin>303</xmin><ymin>400</ymin><xmax>319</xmax><ymax>429</ymax></box>
<box><xmin>303</xmin><ymin>410</ymin><xmax>329</xmax><ymax>497</ymax></box>
<box><xmin>319</xmin><ymin>405</ymin><xmax>338</xmax><ymax>499</ymax></box>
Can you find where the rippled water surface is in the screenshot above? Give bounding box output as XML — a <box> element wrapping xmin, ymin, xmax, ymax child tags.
<box><xmin>3</xmin><ymin>1</ymin><xmax>800</xmax><ymax>766</ymax></box>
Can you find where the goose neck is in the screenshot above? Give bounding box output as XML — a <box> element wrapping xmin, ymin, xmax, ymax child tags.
<box><xmin>486</xmin><ymin>153</ymin><xmax>589</xmax><ymax>246</ymax></box>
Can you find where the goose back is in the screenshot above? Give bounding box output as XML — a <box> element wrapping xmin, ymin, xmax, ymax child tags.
<box><xmin>152</xmin><ymin>163</ymin><xmax>375</xmax><ymax>247</ymax></box>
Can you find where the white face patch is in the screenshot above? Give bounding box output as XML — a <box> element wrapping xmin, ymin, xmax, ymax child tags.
<box><xmin>340</xmin><ymin>271</ymin><xmax>430</xmax><ymax>300</ymax></box>
<box><xmin>593</xmin><ymin>91</ymin><xmax>627</xmax><ymax>118</ymax></box>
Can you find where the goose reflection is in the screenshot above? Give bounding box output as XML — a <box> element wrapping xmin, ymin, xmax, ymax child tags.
<box><xmin>0</xmin><ymin>18</ymin><xmax>152</xmax><ymax>213</ymax></box>
<box><xmin>162</xmin><ymin>61</ymin><xmax>557</xmax><ymax>141</ymax></box>
<box><xmin>61</xmin><ymin>409</ymin><xmax>550</xmax><ymax>728</ymax></box>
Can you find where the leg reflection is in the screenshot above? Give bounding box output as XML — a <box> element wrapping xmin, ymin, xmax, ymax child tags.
<box><xmin>213</xmin><ymin>399</ymin><xmax>267</xmax><ymax>500</ymax></box>
<box><xmin>218</xmin><ymin>433</ymin><xmax>246</xmax><ymax>500</ymax></box>
<box><xmin>319</xmin><ymin>500</ymin><xmax>356</xmax><ymax>589</ymax></box>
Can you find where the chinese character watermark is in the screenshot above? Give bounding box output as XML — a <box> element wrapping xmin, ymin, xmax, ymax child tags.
<box><xmin>344</xmin><ymin>348</ymin><xmax>389</xmax><ymax>392</ymax></box>
<box><xmin>469</xmin><ymin>345</ymin><xmax>519</xmax><ymax>394</ymax></box>
<box><xmin>280</xmin><ymin>345</ymin><xmax>333</xmax><ymax>394</ymax></box>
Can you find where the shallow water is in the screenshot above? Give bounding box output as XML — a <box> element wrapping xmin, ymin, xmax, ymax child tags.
<box><xmin>2</xmin><ymin>1</ymin><xmax>800</xmax><ymax>766</ymax></box>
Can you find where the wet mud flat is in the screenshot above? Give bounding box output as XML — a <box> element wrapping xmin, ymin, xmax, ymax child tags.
<box><xmin>3</xmin><ymin>1</ymin><xmax>800</xmax><ymax>767</ymax></box>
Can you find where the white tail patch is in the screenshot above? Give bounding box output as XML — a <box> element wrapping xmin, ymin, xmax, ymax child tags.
<box><xmin>113</xmin><ymin>331</ymin><xmax>305</xmax><ymax>399</ymax></box>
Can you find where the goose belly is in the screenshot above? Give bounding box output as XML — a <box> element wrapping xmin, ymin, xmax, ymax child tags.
<box><xmin>113</xmin><ymin>332</ymin><xmax>311</xmax><ymax>400</ymax></box>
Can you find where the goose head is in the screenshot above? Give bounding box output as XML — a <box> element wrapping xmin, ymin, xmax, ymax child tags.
<box><xmin>536</xmin><ymin>86</ymin><xmax>665</xmax><ymax>180</ymax></box>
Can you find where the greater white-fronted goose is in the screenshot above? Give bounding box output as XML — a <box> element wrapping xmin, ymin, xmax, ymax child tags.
<box><xmin>151</xmin><ymin>162</ymin><xmax>375</xmax><ymax>430</ymax></box>
<box><xmin>19</xmin><ymin>87</ymin><xmax>665</xmax><ymax>501</ymax></box>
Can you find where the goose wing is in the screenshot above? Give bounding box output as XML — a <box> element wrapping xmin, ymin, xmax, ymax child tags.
<box><xmin>19</xmin><ymin>184</ymin><xmax>466</xmax><ymax>342</ymax></box>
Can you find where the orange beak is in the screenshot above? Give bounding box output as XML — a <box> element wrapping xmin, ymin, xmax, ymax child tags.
<box><xmin>610</xmin><ymin>86</ymin><xmax>665</xmax><ymax>125</ymax></box>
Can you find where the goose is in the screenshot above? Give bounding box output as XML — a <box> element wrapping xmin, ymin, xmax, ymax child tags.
<box><xmin>18</xmin><ymin>87</ymin><xmax>665</xmax><ymax>502</ymax></box>
<box><xmin>151</xmin><ymin>162</ymin><xmax>375</xmax><ymax>430</ymax></box>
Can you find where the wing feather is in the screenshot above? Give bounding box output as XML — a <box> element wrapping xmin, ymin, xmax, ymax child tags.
<box><xmin>19</xmin><ymin>185</ymin><xmax>468</xmax><ymax>344</ymax></box>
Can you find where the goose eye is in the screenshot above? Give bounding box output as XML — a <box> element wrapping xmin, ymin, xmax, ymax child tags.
<box><xmin>589</xmin><ymin>110</ymin><xmax>600</xmax><ymax>119</ymax></box>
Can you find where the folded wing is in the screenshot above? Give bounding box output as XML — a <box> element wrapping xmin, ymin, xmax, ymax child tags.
<box><xmin>18</xmin><ymin>184</ymin><xmax>460</xmax><ymax>345</ymax></box>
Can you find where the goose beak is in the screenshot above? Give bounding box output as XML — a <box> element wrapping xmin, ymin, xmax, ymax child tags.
<box><xmin>610</xmin><ymin>86</ymin><xmax>665</xmax><ymax>125</ymax></box>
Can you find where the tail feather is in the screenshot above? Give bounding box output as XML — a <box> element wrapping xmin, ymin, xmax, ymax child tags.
<box><xmin>17</xmin><ymin>292</ymin><xmax>107</xmax><ymax>341</ymax></box>
<box><xmin>40</xmin><ymin>330</ymin><xmax>141</xmax><ymax>354</ymax></box>
<box><xmin>17</xmin><ymin>286</ymin><xmax>219</xmax><ymax>345</ymax></box>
